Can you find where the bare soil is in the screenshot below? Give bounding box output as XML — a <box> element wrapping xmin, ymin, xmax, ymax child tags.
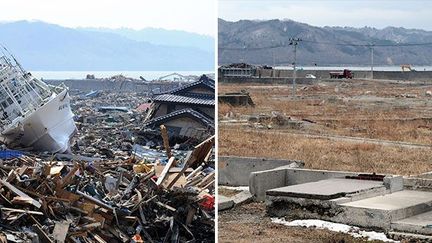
<box><xmin>219</xmin><ymin>202</ymin><xmax>383</xmax><ymax>243</ymax></box>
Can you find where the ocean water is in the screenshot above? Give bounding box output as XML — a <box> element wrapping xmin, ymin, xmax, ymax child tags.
<box><xmin>30</xmin><ymin>70</ymin><xmax>213</xmax><ymax>80</ymax></box>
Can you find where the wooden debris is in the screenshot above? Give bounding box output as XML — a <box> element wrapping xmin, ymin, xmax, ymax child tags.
<box><xmin>0</xmin><ymin>180</ymin><xmax>41</xmax><ymax>208</ymax></box>
<box><xmin>160</xmin><ymin>125</ymin><xmax>173</xmax><ymax>161</ymax></box>
<box><xmin>156</xmin><ymin>157</ymin><xmax>175</xmax><ymax>187</ymax></box>
<box><xmin>0</xmin><ymin>135</ymin><xmax>215</xmax><ymax>242</ymax></box>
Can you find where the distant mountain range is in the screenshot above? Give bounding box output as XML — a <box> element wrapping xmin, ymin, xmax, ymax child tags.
<box><xmin>0</xmin><ymin>21</ymin><xmax>214</xmax><ymax>71</ymax></box>
<box><xmin>218</xmin><ymin>18</ymin><xmax>432</xmax><ymax>66</ymax></box>
<box><xmin>80</xmin><ymin>27</ymin><xmax>213</xmax><ymax>52</ymax></box>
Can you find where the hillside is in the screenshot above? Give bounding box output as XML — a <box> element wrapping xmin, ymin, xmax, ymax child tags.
<box><xmin>81</xmin><ymin>27</ymin><xmax>213</xmax><ymax>52</ymax></box>
<box><xmin>218</xmin><ymin>18</ymin><xmax>432</xmax><ymax>66</ymax></box>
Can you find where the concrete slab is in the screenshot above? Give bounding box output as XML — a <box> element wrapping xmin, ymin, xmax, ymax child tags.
<box><xmin>335</xmin><ymin>190</ymin><xmax>432</xmax><ymax>229</ymax></box>
<box><xmin>391</xmin><ymin>210</ymin><xmax>432</xmax><ymax>235</ymax></box>
<box><xmin>266</xmin><ymin>178</ymin><xmax>384</xmax><ymax>200</ymax></box>
<box><xmin>394</xmin><ymin>210</ymin><xmax>432</xmax><ymax>226</ymax></box>
<box><xmin>232</xmin><ymin>190</ymin><xmax>253</xmax><ymax>205</ymax></box>
<box><xmin>218</xmin><ymin>195</ymin><xmax>234</xmax><ymax>211</ymax></box>
<box><xmin>341</xmin><ymin>190</ymin><xmax>432</xmax><ymax>210</ymax></box>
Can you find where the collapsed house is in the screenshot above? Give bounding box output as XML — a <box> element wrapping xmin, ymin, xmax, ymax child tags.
<box><xmin>218</xmin><ymin>90</ymin><xmax>255</xmax><ymax>107</ymax></box>
<box><xmin>218</xmin><ymin>63</ymin><xmax>258</xmax><ymax>78</ymax></box>
<box><xmin>143</xmin><ymin>75</ymin><xmax>215</xmax><ymax>141</ymax></box>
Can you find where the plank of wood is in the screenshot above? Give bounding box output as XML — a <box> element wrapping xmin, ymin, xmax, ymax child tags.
<box><xmin>155</xmin><ymin>165</ymin><xmax>192</xmax><ymax>176</ymax></box>
<box><xmin>0</xmin><ymin>180</ymin><xmax>41</xmax><ymax>208</ymax></box>
<box><xmin>156</xmin><ymin>201</ymin><xmax>176</xmax><ymax>212</ymax></box>
<box><xmin>199</xmin><ymin>179</ymin><xmax>215</xmax><ymax>192</ymax></box>
<box><xmin>91</xmin><ymin>233</ymin><xmax>107</xmax><ymax>243</ymax></box>
<box><xmin>76</xmin><ymin>190</ymin><xmax>114</xmax><ymax>212</ymax></box>
<box><xmin>167</xmin><ymin>136</ymin><xmax>214</xmax><ymax>189</ymax></box>
<box><xmin>156</xmin><ymin>157</ymin><xmax>175</xmax><ymax>187</ymax></box>
<box><xmin>160</xmin><ymin>125</ymin><xmax>173</xmax><ymax>161</ymax></box>
<box><xmin>186</xmin><ymin>164</ymin><xmax>204</xmax><ymax>180</ymax></box>
<box><xmin>196</xmin><ymin>172</ymin><xmax>215</xmax><ymax>188</ymax></box>
<box><xmin>164</xmin><ymin>173</ymin><xmax>187</xmax><ymax>188</ymax></box>
<box><xmin>1</xmin><ymin>207</ymin><xmax>43</xmax><ymax>215</ymax></box>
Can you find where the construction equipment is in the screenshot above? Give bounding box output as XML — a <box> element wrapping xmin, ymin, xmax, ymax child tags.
<box><xmin>329</xmin><ymin>69</ymin><xmax>353</xmax><ymax>79</ymax></box>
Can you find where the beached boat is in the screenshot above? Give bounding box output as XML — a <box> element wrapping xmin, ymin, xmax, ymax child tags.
<box><xmin>0</xmin><ymin>53</ymin><xmax>76</xmax><ymax>153</ymax></box>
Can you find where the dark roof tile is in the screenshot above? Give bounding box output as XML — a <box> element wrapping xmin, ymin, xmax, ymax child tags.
<box><xmin>143</xmin><ymin>108</ymin><xmax>214</xmax><ymax>129</ymax></box>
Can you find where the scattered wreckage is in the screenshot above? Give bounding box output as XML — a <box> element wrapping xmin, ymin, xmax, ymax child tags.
<box><xmin>0</xmin><ymin>135</ymin><xmax>215</xmax><ymax>242</ymax></box>
<box><xmin>0</xmin><ymin>69</ymin><xmax>216</xmax><ymax>241</ymax></box>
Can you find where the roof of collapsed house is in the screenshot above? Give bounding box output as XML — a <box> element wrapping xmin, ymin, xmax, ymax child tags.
<box><xmin>142</xmin><ymin>74</ymin><xmax>215</xmax><ymax>141</ymax></box>
<box><xmin>166</xmin><ymin>75</ymin><xmax>215</xmax><ymax>96</ymax></box>
<box><xmin>153</xmin><ymin>93</ymin><xmax>214</xmax><ymax>106</ymax></box>
<box><xmin>152</xmin><ymin>75</ymin><xmax>215</xmax><ymax>107</ymax></box>
<box><xmin>143</xmin><ymin>108</ymin><xmax>215</xmax><ymax>129</ymax></box>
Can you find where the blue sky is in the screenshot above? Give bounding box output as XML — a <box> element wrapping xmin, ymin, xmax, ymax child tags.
<box><xmin>2</xmin><ymin>0</ymin><xmax>216</xmax><ymax>36</ymax></box>
<box><xmin>219</xmin><ymin>0</ymin><xmax>432</xmax><ymax>30</ymax></box>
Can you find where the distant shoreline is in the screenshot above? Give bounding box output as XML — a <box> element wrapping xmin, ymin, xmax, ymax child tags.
<box><xmin>31</xmin><ymin>70</ymin><xmax>213</xmax><ymax>80</ymax></box>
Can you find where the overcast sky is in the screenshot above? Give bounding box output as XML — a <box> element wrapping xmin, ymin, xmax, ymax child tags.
<box><xmin>219</xmin><ymin>0</ymin><xmax>432</xmax><ymax>31</ymax></box>
<box><xmin>2</xmin><ymin>0</ymin><xmax>216</xmax><ymax>36</ymax></box>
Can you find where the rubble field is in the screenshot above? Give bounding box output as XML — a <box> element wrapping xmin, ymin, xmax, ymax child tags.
<box><xmin>219</xmin><ymin>79</ymin><xmax>432</xmax><ymax>175</ymax></box>
<box><xmin>219</xmin><ymin>79</ymin><xmax>432</xmax><ymax>144</ymax></box>
<box><xmin>0</xmin><ymin>90</ymin><xmax>215</xmax><ymax>242</ymax></box>
<box><xmin>218</xmin><ymin>78</ymin><xmax>432</xmax><ymax>242</ymax></box>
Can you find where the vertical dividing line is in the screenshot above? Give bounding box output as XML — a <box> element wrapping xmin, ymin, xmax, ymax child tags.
<box><xmin>370</xmin><ymin>44</ymin><xmax>374</xmax><ymax>79</ymax></box>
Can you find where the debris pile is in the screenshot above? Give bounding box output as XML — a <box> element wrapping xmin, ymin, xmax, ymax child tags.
<box><xmin>218</xmin><ymin>90</ymin><xmax>255</xmax><ymax>107</ymax></box>
<box><xmin>68</xmin><ymin>89</ymin><xmax>204</xmax><ymax>159</ymax></box>
<box><xmin>247</xmin><ymin>112</ymin><xmax>305</xmax><ymax>129</ymax></box>
<box><xmin>0</xmin><ymin>136</ymin><xmax>215</xmax><ymax>242</ymax></box>
<box><xmin>71</xmin><ymin>91</ymin><xmax>149</xmax><ymax>158</ymax></box>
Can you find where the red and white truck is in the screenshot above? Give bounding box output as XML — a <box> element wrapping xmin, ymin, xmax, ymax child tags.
<box><xmin>329</xmin><ymin>69</ymin><xmax>353</xmax><ymax>79</ymax></box>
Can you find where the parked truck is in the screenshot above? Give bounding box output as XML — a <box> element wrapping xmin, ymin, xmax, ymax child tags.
<box><xmin>329</xmin><ymin>69</ymin><xmax>353</xmax><ymax>79</ymax></box>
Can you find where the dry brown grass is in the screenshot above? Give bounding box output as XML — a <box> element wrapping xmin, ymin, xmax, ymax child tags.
<box><xmin>219</xmin><ymin>126</ymin><xmax>432</xmax><ymax>176</ymax></box>
<box><xmin>218</xmin><ymin>80</ymin><xmax>432</xmax><ymax>144</ymax></box>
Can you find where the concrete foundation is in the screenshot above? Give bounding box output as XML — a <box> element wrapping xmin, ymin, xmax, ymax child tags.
<box><xmin>218</xmin><ymin>156</ymin><xmax>303</xmax><ymax>186</ymax></box>
<box><xmin>267</xmin><ymin>178</ymin><xmax>384</xmax><ymax>200</ymax></box>
<box><xmin>250</xmin><ymin>167</ymin><xmax>369</xmax><ymax>201</ymax></box>
<box><xmin>256</xmin><ymin>165</ymin><xmax>432</xmax><ymax>237</ymax></box>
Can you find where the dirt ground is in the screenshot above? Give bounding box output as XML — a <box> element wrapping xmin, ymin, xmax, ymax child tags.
<box><xmin>219</xmin><ymin>79</ymin><xmax>432</xmax><ymax>144</ymax></box>
<box><xmin>218</xmin><ymin>202</ymin><xmax>384</xmax><ymax>243</ymax></box>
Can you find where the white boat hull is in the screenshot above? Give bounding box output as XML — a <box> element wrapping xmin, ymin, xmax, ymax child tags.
<box><xmin>1</xmin><ymin>89</ymin><xmax>77</xmax><ymax>153</ymax></box>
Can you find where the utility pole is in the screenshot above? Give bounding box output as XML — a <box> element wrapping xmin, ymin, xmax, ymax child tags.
<box><xmin>271</xmin><ymin>39</ymin><xmax>276</xmax><ymax>67</ymax></box>
<box><xmin>289</xmin><ymin>38</ymin><xmax>301</xmax><ymax>98</ymax></box>
<box><xmin>369</xmin><ymin>43</ymin><xmax>374</xmax><ymax>79</ymax></box>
